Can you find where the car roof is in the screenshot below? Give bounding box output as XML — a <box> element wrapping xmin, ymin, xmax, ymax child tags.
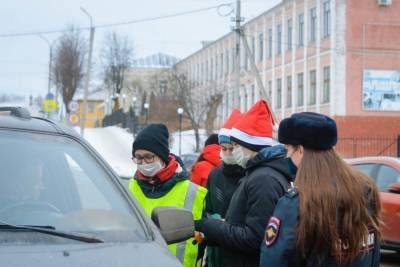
<box><xmin>0</xmin><ymin>107</ymin><xmax>79</xmax><ymax>138</ymax></box>
<box><xmin>346</xmin><ymin>156</ymin><xmax>400</xmax><ymax>169</ymax></box>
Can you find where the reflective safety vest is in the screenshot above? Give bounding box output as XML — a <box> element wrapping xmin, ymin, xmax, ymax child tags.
<box><xmin>129</xmin><ymin>179</ymin><xmax>207</xmax><ymax>267</ymax></box>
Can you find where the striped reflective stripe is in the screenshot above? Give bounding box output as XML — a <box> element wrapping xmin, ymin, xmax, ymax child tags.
<box><xmin>176</xmin><ymin>182</ymin><xmax>199</xmax><ymax>263</ymax></box>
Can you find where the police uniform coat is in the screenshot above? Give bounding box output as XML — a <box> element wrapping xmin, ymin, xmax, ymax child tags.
<box><xmin>260</xmin><ymin>188</ymin><xmax>381</xmax><ymax>267</ymax></box>
<box><xmin>195</xmin><ymin>145</ymin><xmax>293</xmax><ymax>267</ymax></box>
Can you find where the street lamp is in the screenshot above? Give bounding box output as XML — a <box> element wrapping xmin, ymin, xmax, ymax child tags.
<box><xmin>177</xmin><ymin>107</ymin><xmax>184</xmax><ymax>157</ymax></box>
<box><xmin>144</xmin><ymin>103</ymin><xmax>150</xmax><ymax>125</ymax></box>
<box><xmin>38</xmin><ymin>35</ymin><xmax>55</xmax><ymax>119</ymax></box>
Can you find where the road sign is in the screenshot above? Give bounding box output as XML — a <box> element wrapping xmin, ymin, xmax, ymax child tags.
<box><xmin>69</xmin><ymin>101</ymin><xmax>79</xmax><ymax>113</ymax></box>
<box><xmin>69</xmin><ymin>114</ymin><xmax>80</xmax><ymax>125</ymax></box>
<box><xmin>45</xmin><ymin>93</ymin><xmax>55</xmax><ymax>100</ymax></box>
<box><xmin>43</xmin><ymin>99</ymin><xmax>57</xmax><ymax>113</ymax></box>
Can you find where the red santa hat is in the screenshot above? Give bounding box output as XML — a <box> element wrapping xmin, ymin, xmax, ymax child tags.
<box><xmin>230</xmin><ymin>100</ymin><xmax>275</xmax><ymax>151</ymax></box>
<box><xmin>218</xmin><ymin>109</ymin><xmax>242</xmax><ymax>140</ymax></box>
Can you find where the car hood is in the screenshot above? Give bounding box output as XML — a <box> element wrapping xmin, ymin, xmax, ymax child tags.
<box><xmin>0</xmin><ymin>241</ymin><xmax>181</xmax><ymax>267</ymax></box>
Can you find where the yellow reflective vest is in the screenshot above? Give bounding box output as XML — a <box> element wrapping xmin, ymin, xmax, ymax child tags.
<box><xmin>129</xmin><ymin>178</ymin><xmax>207</xmax><ymax>267</ymax></box>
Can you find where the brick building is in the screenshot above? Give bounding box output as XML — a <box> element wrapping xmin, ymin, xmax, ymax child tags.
<box><xmin>175</xmin><ymin>0</ymin><xmax>400</xmax><ymax>157</ymax></box>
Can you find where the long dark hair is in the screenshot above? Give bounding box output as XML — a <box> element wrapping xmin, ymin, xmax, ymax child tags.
<box><xmin>295</xmin><ymin>148</ymin><xmax>381</xmax><ymax>264</ymax></box>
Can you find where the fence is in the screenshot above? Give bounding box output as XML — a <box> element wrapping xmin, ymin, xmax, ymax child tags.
<box><xmin>335</xmin><ymin>136</ymin><xmax>400</xmax><ymax>158</ymax></box>
<box><xmin>102</xmin><ymin>109</ymin><xmax>141</xmax><ymax>135</ymax></box>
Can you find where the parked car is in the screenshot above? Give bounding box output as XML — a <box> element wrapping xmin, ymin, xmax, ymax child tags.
<box><xmin>0</xmin><ymin>107</ymin><xmax>193</xmax><ymax>266</ymax></box>
<box><xmin>347</xmin><ymin>156</ymin><xmax>400</xmax><ymax>252</ymax></box>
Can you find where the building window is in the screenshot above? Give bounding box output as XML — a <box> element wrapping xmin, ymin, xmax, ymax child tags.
<box><xmin>276</xmin><ymin>78</ymin><xmax>282</xmax><ymax>109</ymax></box>
<box><xmin>205</xmin><ymin>60</ymin><xmax>209</xmax><ymax>82</ymax></box>
<box><xmin>251</xmin><ymin>84</ymin><xmax>255</xmax><ymax>104</ymax></box>
<box><xmin>310</xmin><ymin>7</ymin><xmax>317</xmax><ymax>43</ymax></box>
<box><xmin>220</xmin><ymin>53</ymin><xmax>224</xmax><ymax>78</ymax></box>
<box><xmin>309</xmin><ymin>70</ymin><xmax>316</xmax><ymax>105</ymax></box>
<box><xmin>323</xmin><ymin>66</ymin><xmax>330</xmax><ymax>103</ymax></box>
<box><xmin>258</xmin><ymin>33</ymin><xmax>264</xmax><ymax>62</ymax></box>
<box><xmin>251</xmin><ymin>36</ymin><xmax>256</xmax><ymax>63</ymax></box>
<box><xmin>243</xmin><ymin>41</ymin><xmax>248</xmax><ymax>70</ymax></box>
<box><xmin>88</xmin><ymin>102</ymin><xmax>96</xmax><ymax>113</ymax></box>
<box><xmin>214</xmin><ymin>55</ymin><xmax>219</xmax><ymax>80</ymax></box>
<box><xmin>201</xmin><ymin>62</ymin><xmax>204</xmax><ymax>84</ymax></box>
<box><xmin>276</xmin><ymin>24</ymin><xmax>282</xmax><ymax>55</ymax></box>
<box><xmin>286</xmin><ymin>76</ymin><xmax>292</xmax><ymax>107</ymax></box>
<box><xmin>268</xmin><ymin>29</ymin><xmax>273</xmax><ymax>58</ymax></box>
<box><xmin>298</xmin><ymin>13</ymin><xmax>304</xmax><ymax>47</ymax></box>
<box><xmin>323</xmin><ymin>0</ymin><xmax>331</xmax><ymax>37</ymax></box>
<box><xmin>297</xmin><ymin>73</ymin><xmax>304</xmax><ymax>106</ymax></box>
<box><xmin>231</xmin><ymin>48</ymin><xmax>235</xmax><ymax>73</ymax></box>
<box><xmin>287</xmin><ymin>19</ymin><xmax>293</xmax><ymax>51</ymax></box>
<box><xmin>244</xmin><ymin>88</ymin><xmax>248</xmax><ymax>111</ymax></box>
<box><xmin>268</xmin><ymin>81</ymin><xmax>272</xmax><ymax>102</ymax></box>
<box><xmin>210</xmin><ymin>58</ymin><xmax>214</xmax><ymax>81</ymax></box>
<box><xmin>225</xmin><ymin>50</ymin><xmax>229</xmax><ymax>75</ymax></box>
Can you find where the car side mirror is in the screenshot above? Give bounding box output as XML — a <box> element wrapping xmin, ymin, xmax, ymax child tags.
<box><xmin>151</xmin><ymin>207</ymin><xmax>194</xmax><ymax>244</ymax></box>
<box><xmin>388</xmin><ymin>183</ymin><xmax>400</xmax><ymax>194</ymax></box>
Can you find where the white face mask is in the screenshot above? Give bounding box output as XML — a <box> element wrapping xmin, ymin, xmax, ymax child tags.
<box><xmin>220</xmin><ymin>150</ymin><xmax>237</xmax><ymax>165</ymax></box>
<box><xmin>232</xmin><ymin>146</ymin><xmax>250</xmax><ymax>168</ymax></box>
<box><xmin>137</xmin><ymin>160</ymin><xmax>164</xmax><ymax>177</ymax></box>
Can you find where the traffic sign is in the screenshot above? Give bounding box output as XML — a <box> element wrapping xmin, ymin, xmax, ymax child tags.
<box><xmin>69</xmin><ymin>101</ymin><xmax>79</xmax><ymax>113</ymax></box>
<box><xmin>69</xmin><ymin>114</ymin><xmax>80</xmax><ymax>125</ymax></box>
<box><xmin>43</xmin><ymin>99</ymin><xmax>57</xmax><ymax>113</ymax></box>
<box><xmin>45</xmin><ymin>93</ymin><xmax>55</xmax><ymax>100</ymax></box>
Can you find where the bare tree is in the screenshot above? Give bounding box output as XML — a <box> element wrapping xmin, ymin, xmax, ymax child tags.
<box><xmin>168</xmin><ymin>69</ymin><xmax>226</xmax><ymax>152</ymax></box>
<box><xmin>53</xmin><ymin>26</ymin><xmax>86</xmax><ymax>115</ymax></box>
<box><xmin>101</xmin><ymin>31</ymin><xmax>133</xmax><ymax>111</ymax></box>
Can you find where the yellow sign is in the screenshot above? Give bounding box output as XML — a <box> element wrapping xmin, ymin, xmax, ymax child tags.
<box><xmin>43</xmin><ymin>99</ymin><xmax>57</xmax><ymax>113</ymax></box>
<box><xmin>69</xmin><ymin>114</ymin><xmax>80</xmax><ymax>125</ymax></box>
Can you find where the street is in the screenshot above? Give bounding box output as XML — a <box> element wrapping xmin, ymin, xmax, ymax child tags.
<box><xmin>381</xmin><ymin>250</ymin><xmax>400</xmax><ymax>266</ymax></box>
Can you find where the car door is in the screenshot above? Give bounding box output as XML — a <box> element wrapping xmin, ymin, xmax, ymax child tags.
<box><xmin>375</xmin><ymin>164</ymin><xmax>400</xmax><ymax>245</ymax></box>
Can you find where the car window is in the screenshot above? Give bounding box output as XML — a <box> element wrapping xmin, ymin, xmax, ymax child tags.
<box><xmin>353</xmin><ymin>164</ymin><xmax>376</xmax><ymax>179</ymax></box>
<box><xmin>0</xmin><ymin>130</ymin><xmax>146</xmax><ymax>243</ymax></box>
<box><xmin>376</xmin><ymin>165</ymin><xmax>400</xmax><ymax>192</ymax></box>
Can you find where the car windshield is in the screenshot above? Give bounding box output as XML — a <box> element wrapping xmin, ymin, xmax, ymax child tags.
<box><xmin>0</xmin><ymin>129</ymin><xmax>146</xmax><ymax>244</ymax></box>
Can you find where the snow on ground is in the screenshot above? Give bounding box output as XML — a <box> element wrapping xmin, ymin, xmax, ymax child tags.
<box><xmin>77</xmin><ymin>126</ymin><xmax>136</xmax><ymax>178</ymax></box>
<box><xmin>76</xmin><ymin>126</ymin><xmax>210</xmax><ymax>178</ymax></box>
<box><xmin>170</xmin><ymin>129</ymin><xmax>208</xmax><ymax>155</ymax></box>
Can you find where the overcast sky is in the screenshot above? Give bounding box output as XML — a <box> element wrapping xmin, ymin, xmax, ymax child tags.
<box><xmin>0</xmin><ymin>0</ymin><xmax>280</xmax><ymax>97</ymax></box>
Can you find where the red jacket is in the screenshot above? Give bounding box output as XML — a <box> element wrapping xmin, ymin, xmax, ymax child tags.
<box><xmin>191</xmin><ymin>144</ymin><xmax>222</xmax><ymax>187</ymax></box>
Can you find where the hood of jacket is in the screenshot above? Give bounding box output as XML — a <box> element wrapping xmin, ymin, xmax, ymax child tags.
<box><xmin>246</xmin><ymin>145</ymin><xmax>293</xmax><ymax>181</ymax></box>
<box><xmin>201</xmin><ymin>144</ymin><xmax>222</xmax><ymax>166</ymax></box>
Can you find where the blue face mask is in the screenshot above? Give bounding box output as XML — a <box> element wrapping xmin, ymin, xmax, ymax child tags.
<box><xmin>287</xmin><ymin>157</ymin><xmax>298</xmax><ymax>176</ymax></box>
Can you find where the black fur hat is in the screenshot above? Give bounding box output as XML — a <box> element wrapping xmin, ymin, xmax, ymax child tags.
<box><xmin>278</xmin><ymin>112</ymin><xmax>337</xmax><ymax>150</ymax></box>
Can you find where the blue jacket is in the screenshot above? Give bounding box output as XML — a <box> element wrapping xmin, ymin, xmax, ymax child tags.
<box><xmin>260</xmin><ymin>187</ymin><xmax>380</xmax><ymax>267</ymax></box>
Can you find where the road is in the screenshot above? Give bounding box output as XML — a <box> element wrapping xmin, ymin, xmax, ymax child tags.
<box><xmin>381</xmin><ymin>250</ymin><xmax>400</xmax><ymax>266</ymax></box>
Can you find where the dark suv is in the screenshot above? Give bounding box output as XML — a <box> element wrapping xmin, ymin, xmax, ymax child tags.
<box><xmin>0</xmin><ymin>107</ymin><xmax>192</xmax><ymax>266</ymax></box>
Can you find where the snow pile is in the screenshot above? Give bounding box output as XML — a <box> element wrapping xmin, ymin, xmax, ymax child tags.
<box><xmin>170</xmin><ymin>129</ymin><xmax>208</xmax><ymax>155</ymax></box>
<box><xmin>79</xmin><ymin>126</ymin><xmax>136</xmax><ymax>178</ymax></box>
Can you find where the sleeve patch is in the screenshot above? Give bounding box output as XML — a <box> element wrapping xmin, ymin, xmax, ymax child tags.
<box><xmin>264</xmin><ymin>216</ymin><xmax>281</xmax><ymax>247</ymax></box>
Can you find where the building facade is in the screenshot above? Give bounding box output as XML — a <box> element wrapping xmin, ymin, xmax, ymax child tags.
<box><xmin>176</xmin><ymin>0</ymin><xmax>400</xmax><ymax>157</ymax></box>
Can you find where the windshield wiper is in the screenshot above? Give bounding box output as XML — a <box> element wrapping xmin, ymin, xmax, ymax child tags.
<box><xmin>0</xmin><ymin>220</ymin><xmax>104</xmax><ymax>243</ymax></box>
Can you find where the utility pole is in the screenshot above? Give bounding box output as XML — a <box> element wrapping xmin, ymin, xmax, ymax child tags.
<box><xmin>38</xmin><ymin>35</ymin><xmax>54</xmax><ymax>119</ymax></box>
<box><xmin>80</xmin><ymin>7</ymin><xmax>95</xmax><ymax>136</ymax></box>
<box><xmin>233</xmin><ymin>0</ymin><xmax>242</xmax><ymax>109</ymax></box>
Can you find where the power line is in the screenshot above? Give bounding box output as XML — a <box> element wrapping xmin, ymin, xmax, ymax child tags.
<box><xmin>0</xmin><ymin>2</ymin><xmax>234</xmax><ymax>38</ymax></box>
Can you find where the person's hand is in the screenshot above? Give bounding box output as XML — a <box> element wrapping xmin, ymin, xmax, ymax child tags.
<box><xmin>193</xmin><ymin>231</ymin><xmax>206</xmax><ymax>244</ymax></box>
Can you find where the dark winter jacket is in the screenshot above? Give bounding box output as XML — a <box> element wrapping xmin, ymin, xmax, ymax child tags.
<box><xmin>260</xmin><ymin>187</ymin><xmax>380</xmax><ymax>267</ymax></box>
<box><xmin>205</xmin><ymin>163</ymin><xmax>244</xmax><ymax>218</ymax></box>
<box><xmin>195</xmin><ymin>145</ymin><xmax>293</xmax><ymax>267</ymax></box>
<box><xmin>191</xmin><ymin>144</ymin><xmax>222</xmax><ymax>187</ymax></box>
<box><xmin>204</xmin><ymin>163</ymin><xmax>244</xmax><ymax>267</ymax></box>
